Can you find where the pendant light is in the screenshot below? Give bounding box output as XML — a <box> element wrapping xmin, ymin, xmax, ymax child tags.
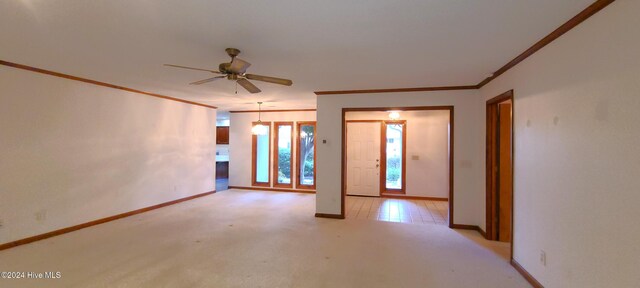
<box><xmin>388</xmin><ymin>111</ymin><xmax>401</xmax><ymax>120</ymax></box>
<box><xmin>251</xmin><ymin>102</ymin><xmax>268</xmax><ymax>135</ymax></box>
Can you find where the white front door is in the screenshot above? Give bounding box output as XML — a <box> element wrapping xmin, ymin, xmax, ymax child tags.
<box><xmin>346</xmin><ymin>122</ymin><xmax>381</xmax><ymax>196</ymax></box>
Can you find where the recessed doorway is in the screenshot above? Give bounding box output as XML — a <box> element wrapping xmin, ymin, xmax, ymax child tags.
<box><xmin>342</xmin><ymin>107</ymin><xmax>453</xmax><ymax>226</ymax></box>
<box><xmin>345</xmin><ymin>119</ymin><xmax>408</xmax><ymax>197</ymax></box>
<box><xmin>486</xmin><ymin>90</ymin><xmax>514</xmax><ymax>246</ymax></box>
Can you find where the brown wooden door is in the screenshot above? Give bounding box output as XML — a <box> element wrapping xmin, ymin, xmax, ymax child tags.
<box><xmin>498</xmin><ymin>102</ymin><xmax>513</xmax><ymax>242</ymax></box>
<box><xmin>216</xmin><ymin>127</ymin><xmax>229</xmax><ymax>144</ymax></box>
<box><xmin>216</xmin><ymin>162</ymin><xmax>229</xmax><ymax>179</ymax></box>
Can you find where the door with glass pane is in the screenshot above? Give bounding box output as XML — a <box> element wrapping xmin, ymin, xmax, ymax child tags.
<box><xmin>251</xmin><ymin>122</ymin><xmax>271</xmax><ymax>187</ymax></box>
<box><xmin>382</xmin><ymin>120</ymin><xmax>406</xmax><ymax>194</ymax></box>
<box><xmin>273</xmin><ymin>122</ymin><xmax>293</xmax><ymax>188</ymax></box>
<box><xmin>296</xmin><ymin>122</ymin><xmax>316</xmax><ymax>189</ymax></box>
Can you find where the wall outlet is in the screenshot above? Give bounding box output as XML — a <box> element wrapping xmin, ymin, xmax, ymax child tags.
<box><xmin>411</xmin><ymin>155</ymin><xmax>420</xmax><ymax>160</ymax></box>
<box><xmin>35</xmin><ymin>210</ymin><xmax>47</xmax><ymax>222</ymax></box>
<box><xmin>540</xmin><ymin>250</ymin><xmax>547</xmax><ymax>266</ymax></box>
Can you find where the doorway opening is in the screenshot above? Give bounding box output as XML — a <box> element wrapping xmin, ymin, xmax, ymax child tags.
<box><xmin>341</xmin><ymin>107</ymin><xmax>453</xmax><ymax>226</ymax></box>
<box><xmin>486</xmin><ymin>90</ymin><xmax>514</xmax><ymax>250</ymax></box>
<box><xmin>215</xmin><ymin>118</ymin><xmax>230</xmax><ymax>192</ymax></box>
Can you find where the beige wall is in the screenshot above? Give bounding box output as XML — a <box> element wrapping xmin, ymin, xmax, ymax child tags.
<box><xmin>0</xmin><ymin>67</ymin><xmax>216</xmax><ymax>245</ymax></box>
<box><xmin>316</xmin><ymin>90</ymin><xmax>483</xmax><ymax>225</ymax></box>
<box><xmin>345</xmin><ymin>110</ymin><xmax>450</xmax><ymax>198</ymax></box>
<box><xmin>479</xmin><ymin>1</ymin><xmax>640</xmax><ymax>287</ymax></box>
<box><xmin>228</xmin><ymin>111</ymin><xmax>316</xmax><ymax>188</ymax></box>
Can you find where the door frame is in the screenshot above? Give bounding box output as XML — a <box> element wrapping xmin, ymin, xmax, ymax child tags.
<box><xmin>485</xmin><ymin>90</ymin><xmax>515</xmax><ymax>254</ymax></box>
<box><xmin>380</xmin><ymin>120</ymin><xmax>407</xmax><ymax>195</ymax></box>
<box><xmin>345</xmin><ymin>120</ymin><xmax>384</xmax><ymax>196</ymax></box>
<box><xmin>251</xmin><ymin>121</ymin><xmax>272</xmax><ymax>187</ymax></box>
<box><xmin>296</xmin><ymin>121</ymin><xmax>317</xmax><ymax>190</ymax></box>
<box><xmin>272</xmin><ymin>121</ymin><xmax>294</xmax><ymax>188</ymax></box>
<box><xmin>341</xmin><ymin>106</ymin><xmax>454</xmax><ymax>227</ymax></box>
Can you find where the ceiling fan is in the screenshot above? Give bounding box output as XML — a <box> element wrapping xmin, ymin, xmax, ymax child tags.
<box><xmin>164</xmin><ymin>48</ymin><xmax>293</xmax><ymax>94</ymax></box>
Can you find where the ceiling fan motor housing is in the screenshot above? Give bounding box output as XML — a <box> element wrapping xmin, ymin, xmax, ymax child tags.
<box><xmin>225</xmin><ymin>48</ymin><xmax>241</xmax><ymax>58</ymax></box>
<box><xmin>219</xmin><ymin>63</ymin><xmax>231</xmax><ymax>74</ymax></box>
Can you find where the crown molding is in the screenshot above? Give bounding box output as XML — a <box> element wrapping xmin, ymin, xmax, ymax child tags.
<box><xmin>314</xmin><ymin>85</ymin><xmax>477</xmax><ymax>95</ymax></box>
<box><xmin>313</xmin><ymin>0</ymin><xmax>615</xmax><ymax>95</ymax></box>
<box><xmin>0</xmin><ymin>60</ymin><xmax>217</xmax><ymax>109</ymax></box>
<box><xmin>476</xmin><ymin>0</ymin><xmax>615</xmax><ymax>88</ymax></box>
<box><xmin>229</xmin><ymin>108</ymin><xmax>316</xmax><ymax>113</ymax></box>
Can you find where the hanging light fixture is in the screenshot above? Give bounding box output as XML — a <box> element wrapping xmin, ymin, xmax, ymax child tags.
<box><xmin>252</xmin><ymin>102</ymin><xmax>268</xmax><ymax>135</ymax></box>
<box><xmin>388</xmin><ymin>110</ymin><xmax>401</xmax><ymax>120</ymax></box>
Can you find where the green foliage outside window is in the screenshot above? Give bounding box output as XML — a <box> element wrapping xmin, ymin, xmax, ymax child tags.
<box><xmin>278</xmin><ymin>148</ymin><xmax>291</xmax><ymax>183</ymax></box>
<box><xmin>387</xmin><ymin>157</ymin><xmax>401</xmax><ymax>182</ymax></box>
<box><xmin>303</xmin><ymin>149</ymin><xmax>314</xmax><ymax>178</ymax></box>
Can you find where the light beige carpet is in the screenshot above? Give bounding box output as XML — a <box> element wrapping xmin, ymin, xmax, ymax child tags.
<box><xmin>0</xmin><ymin>189</ymin><xmax>530</xmax><ymax>287</ymax></box>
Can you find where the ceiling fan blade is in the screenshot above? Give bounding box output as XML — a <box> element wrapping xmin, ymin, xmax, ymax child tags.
<box><xmin>164</xmin><ymin>64</ymin><xmax>222</xmax><ymax>74</ymax></box>
<box><xmin>229</xmin><ymin>58</ymin><xmax>251</xmax><ymax>74</ymax></box>
<box><xmin>237</xmin><ymin>78</ymin><xmax>261</xmax><ymax>94</ymax></box>
<box><xmin>245</xmin><ymin>74</ymin><xmax>293</xmax><ymax>86</ymax></box>
<box><xmin>189</xmin><ymin>76</ymin><xmax>226</xmax><ymax>85</ymax></box>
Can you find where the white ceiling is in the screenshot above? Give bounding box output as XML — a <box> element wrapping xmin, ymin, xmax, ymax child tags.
<box><xmin>1</xmin><ymin>0</ymin><xmax>593</xmax><ymax>111</ymax></box>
